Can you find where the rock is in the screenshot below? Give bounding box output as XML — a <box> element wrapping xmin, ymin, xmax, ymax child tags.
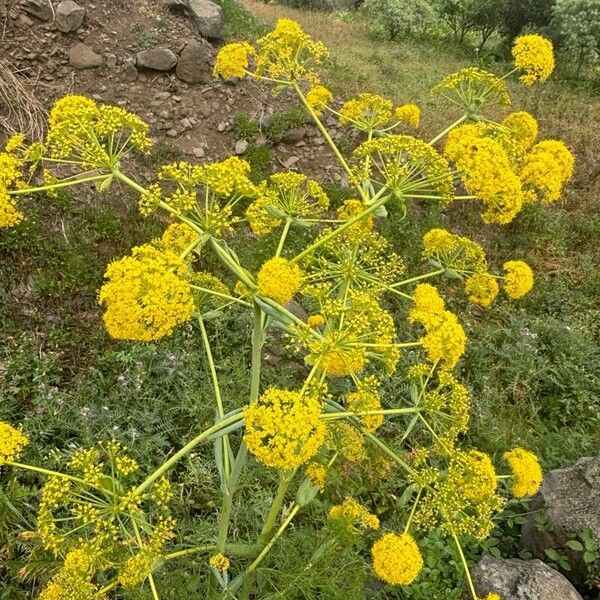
<box><xmin>136</xmin><ymin>48</ymin><xmax>178</xmax><ymax>71</ymax></box>
<box><xmin>217</xmin><ymin>121</ymin><xmax>228</xmax><ymax>132</ymax></box>
<box><xmin>234</xmin><ymin>139</ymin><xmax>248</xmax><ymax>155</ymax></box>
<box><xmin>522</xmin><ymin>456</ymin><xmax>600</xmax><ymax>585</ymax></box>
<box><xmin>105</xmin><ymin>53</ymin><xmax>117</xmax><ymax>69</ymax></box>
<box><xmin>281</xmin><ymin>156</ymin><xmax>300</xmax><ymax>169</ymax></box>
<box><xmin>192</xmin><ymin>146</ymin><xmax>205</xmax><ymax>159</ymax></box>
<box><xmin>122</xmin><ymin>60</ymin><xmax>138</xmax><ymax>81</ymax></box>
<box><xmin>281</xmin><ymin>127</ymin><xmax>306</xmax><ymax>144</ymax></box>
<box><xmin>187</xmin><ymin>0</ymin><xmax>223</xmax><ymax>40</ymax></box>
<box><xmin>472</xmin><ymin>555</ymin><xmax>582</xmax><ymax>600</ymax></box>
<box><xmin>69</xmin><ymin>43</ymin><xmax>103</xmax><ymax>69</ymax></box>
<box><xmin>166</xmin><ymin>129</ymin><xmax>179</xmax><ymax>138</ymax></box>
<box><xmin>21</xmin><ymin>0</ymin><xmax>52</xmax><ymax>21</ymax></box>
<box><xmin>176</xmin><ymin>39</ymin><xmax>211</xmax><ymax>84</ymax></box>
<box><xmin>55</xmin><ymin>1</ymin><xmax>85</xmax><ymax>33</ymax></box>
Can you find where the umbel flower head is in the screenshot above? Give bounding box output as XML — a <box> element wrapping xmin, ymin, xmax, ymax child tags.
<box><xmin>244</xmin><ymin>387</ymin><xmax>325</xmax><ymax>470</ymax></box>
<box><xmin>503</xmin><ymin>447</ymin><xmax>542</xmax><ymax>498</ymax></box>
<box><xmin>45</xmin><ymin>95</ymin><xmax>151</xmax><ymax>169</ymax></box>
<box><xmin>339</xmin><ymin>93</ymin><xmax>393</xmax><ymax>131</ymax></box>
<box><xmin>99</xmin><ymin>243</ymin><xmax>195</xmax><ymax>341</ymax></box>
<box><xmin>257</xmin><ymin>257</ymin><xmax>303</xmax><ymax>305</ymax></box>
<box><xmin>502</xmin><ymin>260</ymin><xmax>534</xmax><ymax>299</ymax></box>
<box><xmin>371</xmin><ymin>532</ymin><xmax>423</xmax><ymax>585</ymax></box>
<box><xmin>0</xmin><ymin>422</ymin><xmax>29</xmax><ymax>464</ymax></box>
<box><xmin>306</xmin><ymin>85</ymin><xmax>333</xmax><ymax>114</ymax></box>
<box><xmin>395</xmin><ymin>104</ymin><xmax>421</xmax><ymax>128</ymax></box>
<box><xmin>329</xmin><ymin>497</ymin><xmax>380</xmax><ymax>532</ymax></box>
<box><xmin>512</xmin><ymin>34</ymin><xmax>555</xmax><ymax>85</ymax></box>
<box><xmin>213</xmin><ymin>42</ymin><xmax>254</xmax><ymax>79</ymax></box>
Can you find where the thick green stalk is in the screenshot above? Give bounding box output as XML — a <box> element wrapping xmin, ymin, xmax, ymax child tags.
<box><xmin>9</xmin><ymin>174</ymin><xmax>110</xmax><ymax>195</ymax></box>
<box><xmin>133</xmin><ymin>412</ymin><xmax>243</xmax><ymax>495</ymax></box>
<box><xmin>390</xmin><ymin>268</ymin><xmax>446</xmax><ymax>288</ymax></box>
<box><xmin>276</xmin><ymin>217</ymin><xmax>293</xmax><ymax>257</ymax></box>
<box><xmin>290</xmin><ymin>194</ymin><xmax>388</xmax><ymax>265</ymax></box>
<box><xmin>450</xmin><ymin>524</ymin><xmax>478</xmax><ymax>600</ymax></box>
<box><xmin>258</xmin><ymin>473</ymin><xmax>291</xmax><ymax>547</ymax></box>
<box><xmin>428</xmin><ymin>114</ymin><xmax>468</xmax><ymax>146</ymax></box>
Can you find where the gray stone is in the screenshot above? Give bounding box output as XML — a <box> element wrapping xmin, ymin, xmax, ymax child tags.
<box><xmin>187</xmin><ymin>0</ymin><xmax>223</xmax><ymax>40</ymax></box>
<box><xmin>176</xmin><ymin>39</ymin><xmax>211</xmax><ymax>84</ymax></box>
<box><xmin>281</xmin><ymin>127</ymin><xmax>306</xmax><ymax>144</ymax></box>
<box><xmin>166</xmin><ymin>129</ymin><xmax>179</xmax><ymax>138</ymax></box>
<box><xmin>21</xmin><ymin>0</ymin><xmax>52</xmax><ymax>21</ymax></box>
<box><xmin>136</xmin><ymin>48</ymin><xmax>178</xmax><ymax>71</ymax></box>
<box><xmin>234</xmin><ymin>139</ymin><xmax>248</xmax><ymax>155</ymax></box>
<box><xmin>106</xmin><ymin>53</ymin><xmax>118</xmax><ymax>69</ymax></box>
<box><xmin>473</xmin><ymin>555</ymin><xmax>582</xmax><ymax>600</ymax></box>
<box><xmin>55</xmin><ymin>0</ymin><xmax>85</xmax><ymax>33</ymax></box>
<box><xmin>122</xmin><ymin>60</ymin><xmax>138</xmax><ymax>81</ymax></box>
<box><xmin>69</xmin><ymin>43</ymin><xmax>103</xmax><ymax>69</ymax></box>
<box><xmin>522</xmin><ymin>456</ymin><xmax>600</xmax><ymax>585</ymax></box>
<box><xmin>192</xmin><ymin>146</ymin><xmax>205</xmax><ymax>159</ymax></box>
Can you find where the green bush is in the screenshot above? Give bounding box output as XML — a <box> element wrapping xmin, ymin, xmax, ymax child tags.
<box><xmin>551</xmin><ymin>0</ymin><xmax>600</xmax><ymax>75</ymax></box>
<box><xmin>363</xmin><ymin>0</ymin><xmax>434</xmax><ymax>41</ymax></box>
<box><xmin>499</xmin><ymin>0</ymin><xmax>556</xmax><ymax>42</ymax></box>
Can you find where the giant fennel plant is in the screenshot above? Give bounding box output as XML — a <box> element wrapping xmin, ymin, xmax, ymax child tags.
<box><xmin>0</xmin><ymin>21</ymin><xmax>573</xmax><ymax>600</ymax></box>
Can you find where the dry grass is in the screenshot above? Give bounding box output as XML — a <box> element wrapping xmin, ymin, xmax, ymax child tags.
<box><xmin>0</xmin><ymin>58</ymin><xmax>47</xmax><ymax>142</ymax></box>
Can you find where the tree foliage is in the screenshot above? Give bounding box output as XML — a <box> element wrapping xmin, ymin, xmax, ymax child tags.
<box><xmin>363</xmin><ymin>0</ymin><xmax>434</xmax><ymax>40</ymax></box>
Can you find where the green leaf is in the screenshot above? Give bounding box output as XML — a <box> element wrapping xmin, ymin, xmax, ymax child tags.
<box><xmin>583</xmin><ymin>550</ymin><xmax>598</xmax><ymax>564</ymax></box>
<box><xmin>566</xmin><ymin>540</ymin><xmax>584</xmax><ymax>552</ymax></box>
<box><xmin>96</xmin><ymin>175</ymin><xmax>113</xmax><ymax>192</ymax></box>
<box><xmin>544</xmin><ymin>548</ymin><xmax>561</xmax><ymax>561</ymax></box>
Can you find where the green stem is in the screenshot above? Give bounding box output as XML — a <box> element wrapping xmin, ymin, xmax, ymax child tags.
<box><xmin>258</xmin><ymin>473</ymin><xmax>292</xmax><ymax>546</ymax></box>
<box><xmin>290</xmin><ymin>194</ymin><xmax>388</xmax><ymax>265</ymax></box>
<box><xmin>198</xmin><ymin>314</ymin><xmax>231</xmax><ymax>481</ymax></box>
<box><xmin>148</xmin><ymin>574</ymin><xmax>161</xmax><ymax>600</ymax></box>
<box><xmin>276</xmin><ymin>217</ymin><xmax>293</xmax><ymax>257</ymax></box>
<box><xmin>292</xmin><ymin>82</ymin><xmax>363</xmax><ymax>200</ymax></box>
<box><xmin>6</xmin><ymin>462</ymin><xmax>114</xmax><ymax>496</ymax></box>
<box><xmin>390</xmin><ymin>269</ymin><xmax>446</xmax><ymax>288</ymax></box>
<box><xmin>450</xmin><ymin>524</ymin><xmax>478</xmax><ymax>600</ymax></box>
<box><xmin>133</xmin><ymin>412</ymin><xmax>244</xmax><ymax>495</ymax></box>
<box><xmin>9</xmin><ymin>174</ymin><xmax>110</xmax><ymax>195</ymax></box>
<box><xmin>428</xmin><ymin>114</ymin><xmax>468</xmax><ymax>146</ymax></box>
<box><xmin>321</xmin><ymin>407</ymin><xmax>421</xmax><ymax>420</ymax></box>
<box><xmin>190</xmin><ymin>285</ymin><xmax>252</xmax><ymax>308</ymax></box>
<box><xmin>404</xmin><ymin>488</ymin><xmax>422</xmax><ymax>534</ymax></box>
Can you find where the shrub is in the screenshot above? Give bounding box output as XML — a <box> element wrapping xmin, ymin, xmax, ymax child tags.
<box><xmin>362</xmin><ymin>0</ymin><xmax>434</xmax><ymax>41</ymax></box>
<box><xmin>500</xmin><ymin>0</ymin><xmax>556</xmax><ymax>42</ymax></box>
<box><xmin>0</xmin><ymin>19</ymin><xmax>574</xmax><ymax>600</ymax></box>
<box><xmin>551</xmin><ymin>0</ymin><xmax>600</xmax><ymax>75</ymax></box>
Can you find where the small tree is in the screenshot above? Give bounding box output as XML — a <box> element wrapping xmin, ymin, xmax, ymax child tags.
<box><xmin>434</xmin><ymin>0</ymin><xmax>508</xmax><ymax>50</ymax></box>
<box><xmin>363</xmin><ymin>0</ymin><xmax>434</xmax><ymax>41</ymax></box>
<box><xmin>552</xmin><ymin>0</ymin><xmax>600</xmax><ymax>75</ymax></box>
<box><xmin>500</xmin><ymin>0</ymin><xmax>556</xmax><ymax>42</ymax></box>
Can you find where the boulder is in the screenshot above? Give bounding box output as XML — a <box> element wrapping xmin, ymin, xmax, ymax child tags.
<box><xmin>69</xmin><ymin>43</ymin><xmax>103</xmax><ymax>69</ymax></box>
<box><xmin>187</xmin><ymin>0</ymin><xmax>223</xmax><ymax>40</ymax></box>
<box><xmin>21</xmin><ymin>0</ymin><xmax>53</xmax><ymax>21</ymax></box>
<box><xmin>136</xmin><ymin>48</ymin><xmax>178</xmax><ymax>71</ymax></box>
<box><xmin>473</xmin><ymin>555</ymin><xmax>583</xmax><ymax>600</ymax></box>
<box><xmin>522</xmin><ymin>456</ymin><xmax>600</xmax><ymax>585</ymax></box>
<box><xmin>55</xmin><ymin>0</ymin><xmax>85</xmax><ymax>33</ymax></box>
<box><xmin>176</xmin><ymin>39</ymin><xmax>212</xmax><ymax>84</ymax></box>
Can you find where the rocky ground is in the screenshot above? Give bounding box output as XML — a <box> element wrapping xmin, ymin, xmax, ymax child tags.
<box><xmin>0</xmin><ymin>0</ymin><xmax>346</xmax><ymax>182</ymax></box>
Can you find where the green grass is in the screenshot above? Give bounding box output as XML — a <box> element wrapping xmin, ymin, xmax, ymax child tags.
<box><xmin>2</xmin><ymin>1</ymin><xmax>600</xmax><ymax>598</ymax></box>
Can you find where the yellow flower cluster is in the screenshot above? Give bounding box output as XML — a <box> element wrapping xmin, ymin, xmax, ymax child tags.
<box><xmin>0</xmin><ymin>151</ymin><xmax>24</xmax><ymax>228</ymax></box>
<box><xmin>371</xmin><ymin>533</ymin><xmax>423</xmax><ymax>585</ymax></box>
<box><xmin>339</xmin><ymin>93</ymin><xmax>393</xmax><ymax>130</ymax></box>
<box><xmin>306</xmin><ymin>462</ymin><xmax>327</xmax><ymax>489</ymax></box>
<box><xmin>512</xmin><ymin>34</ymin><xmax>555</xmax><ymax>85</ymax></box>
<box><xmin>328</xmin><ymin>422</ymin><xmax>367</xmax><ymax>462</ymax></box>
<box><xmin>346</xmin><ymin>387</ymin><xmax>384</xmax><ymax>433</ymax></box>
<box><xmin>209</xmin><ymin>553</ymin><xmax>231</xmax><ymax>572</ymax></box>
<box><xmin>422</xmin><ymin>228</ymin><xmax>487</xmax><ymax>274</ymax></box>
<box><xmin>395</xmin><ymin>104</ymin><xmax>421</xmax><ymax>128</ymax></box>
<box><xmin>257</xmin><ymin>257</ymin><xmax>303</xmax><ymax>305</ymax></box>
<box><xmin>213</xmin><ymin>42</ymin><xmax>254</xmax><ymax>79</ymax></box>
<box><xmin>255</xmin><ymin>18</ymin><xmax>329</xmax><ymax>84</ymax></box>
<box><xmin>98</xmin><ymin>243</ymin><xmax>195</xmax><ymax>341</ymax></box>
<box><xmin>465</xmin><ymin>273</ymin><xmax>499</xmax><ymax>308</ymax></box>
<box><xmin>246</xmin><ymin>172</ymin><xmax>329</xmax><ymax>234</ymax></box>
<box><xmin>445</xmin><ymin>124</ymin><xmax>523</xmax><ymax>224</ymax></box>
<box><xmin>354</xmin><ymin>135</ymin><xmax>454</xmax><ymax>203</ymax></box>
<box><xmin>244</xmin><ymin>388</ymin><xmax>325</xmax><ymax>470</ymax></box>
<box><xmin>160</xmin><ymin>222</ymin><xmax>199</xmax><ymax>255</ymax></box>
<box><xmin>329</xmin><ymin>497</ymin><xmax>380</xmax><ymax>530</ymax></box>
<box><xmin>409</xmin><ymin>284</ymin><xmax>466</xmax><ymax>369</ymax></box>
<box><xmin>306</xmin><ymin>85</ymin><xmax>333</xmax><ymax>114</ymax></box>
<box><xmin>503</xmin><ymin>447</ymin><xmax>543</xmax><ymax>498</ymax></box>
<box><xmin>521</xmin><ymin>140</ymin><xmax>574</xmax><ymax>204</ymax></box>
<box><xmin>431</xmin><ymin>67</ymin><xmax>511</xmax><ymax>110</ymax></box>
<box><xmin>0</xmin><ymin>422</ymin><xmax>29</xmax><ymax>464</ymax></box>
<box><xmin>502</xmin><ymin>260</ymin><xmax>534</xmax><ymax>299</ymax></box>
<box><xmin>45</xmin><ymin>95</ymin><xmax>151</xmax><ymax>168</ymax></box>
<box><xmin>415</xmin><ymin>449</ymin><xmax>504</xmax><ymax>540</ymax></box>
<box><xmin>503</xmin><ymin>111</ymin><xmax>538</xmax><ymax>150</ymax></box>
